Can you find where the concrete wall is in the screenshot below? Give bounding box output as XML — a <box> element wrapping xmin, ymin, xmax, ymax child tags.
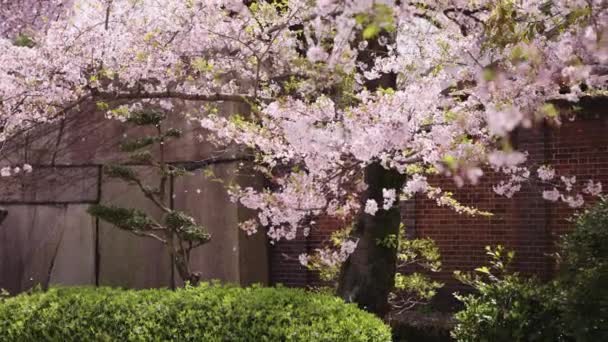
<box><xmin>0</xmin><ymin>204</ymin><xmax>95</xmax><ymax>294</ymax></box>
<box><xmin>172</xmin><ymin>163</ymin><xmax>268</xmax><ymax>286</ymax></box>
<box><xmin>0</xmin><ymin>103</ymin><xmax>268</xmax><ymax>294</ymax></box>
<box><xmin>97</xmin><ymin>166</ymin><xmax>172</xmax><ymax>289</ymax></box>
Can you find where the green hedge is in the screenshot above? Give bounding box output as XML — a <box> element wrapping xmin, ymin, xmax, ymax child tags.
<box><xmin>0</xmin><ymin>284</ymin><xmax>391</xmax><ymax>342</ymax></box>
<box><xmin>451</xmin><ymin>246</ymin><xmax>566</xmax><ymax>341</ymax></box>
<box><xmin>452</xmin><ymin>198</ymin><xmax>608</xmax><ymax>341</ymax></box>
<box><xmin>559</xmin><ymin>197</ymin><xmax>608</xmax><ymax>340</ymax></box>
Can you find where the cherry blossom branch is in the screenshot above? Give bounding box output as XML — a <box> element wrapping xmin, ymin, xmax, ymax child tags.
<box><xmin>264</xmin><ymin>9</ymin><xmax>342</xmax><ymax>37</ymax></box>
<box><xmin>93</xmin><ymin>90</ymin><xmax>262</xmax><ymax>103</ymax></box>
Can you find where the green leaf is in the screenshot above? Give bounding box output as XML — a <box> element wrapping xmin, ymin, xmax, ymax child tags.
<box><xmin>88</xmin><ymin>204</ymin><xmax>155</xmax><ymax>231</ymax></box>
<box><xmin>192</xmin><ymin>57</ymin><xmax>214</xmax><ymax>73</ymax></box>
<box><xmin>127</xmin><ymin>110</ymin><xmax>165</xmax><ymax>126</ymax></box>
<box><xmin>129</xmin><ymin>151</ymin><xmax>154</xmax><ymax>164</ymax></box>
<box><xmin>362</xmin><ymin>24</ymin><xmax>380</xmax><ymax>40</ymax></box>
<box><xmin>96</xmin><ymin>101</ymin><xmax>110</xmax><ymax>111</ymax></box>
<box><xmin>164</xmin><ymin>128</ymin><xmax>183</xmax><ymax>138</ymax></box>
<box><xmin>165</xmin><ymin>210</ymin><xmax>210</xmax><ymax>243</ymax></box>
<box><xmin>482</xmin><ymin>68</ymin><xmax>496</xmax><ymax>82</ymax></box>
<box><xmin>442</xmin><ymin>155</ymin><xmax>458</xmax><ymax>169</ymax></box>
<box><xmin>475</xmin><ymin>266</ymin><xmax>491</xmax><ymax>275</ymax></box>
<box><xmin>120</xmin><ymin>137</ymin><xmax>157</xmax><ymax>152</ymax></box>
<box><xmin>13</xmin><ymin>34</ymin><xmax>35</xmax><ymax>47</ymax></box>
<box><xmin>540</xmin><ymin>103</ymin><xmax>559</xmax><ymax>118</ymax></box>
<box><xmin>103</xmin><ymin>165</ymin><xmax>139</xmax><ymax>182</ymax></box>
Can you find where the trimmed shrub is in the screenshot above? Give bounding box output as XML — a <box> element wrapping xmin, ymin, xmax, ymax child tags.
<box><xmin>0</xmin><ymin>284</ymin><xmax>391</xmax><ymax>342</ymax></box>
<box><xmin>451</xmin><ymin>246</ymin><xmax>566</xmax><ymax>342</ymax></box>
<box><xmin>391</xmin><ymin>310</ymin><xmax>454</xmax><ymax>342</ymax></box>
<box><xmin>558</xmin><ymin>197</ymin><xmax>608</xmax><ymax>340</ymax></box>
<box><xmin>452</xmin><ymin>199</ymin><xmax>608</xmax><ymax>341</ymax></box>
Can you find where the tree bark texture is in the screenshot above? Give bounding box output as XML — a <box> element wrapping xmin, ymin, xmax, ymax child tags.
<box><xmin>337</xmin><ymin>162</ymin><xmax>405</xmax><ymax>316</ymax></box>
<box><xmin>337</xmin><ymin>30</ymin><xmax>402</xmax><ymax>316</ymax></box>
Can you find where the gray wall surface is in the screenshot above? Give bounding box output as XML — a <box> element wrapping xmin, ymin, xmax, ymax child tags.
<box><xmin>0</xmin><ymin>102</ymin><xmax>268</xmax><ymax>294</ymax></box>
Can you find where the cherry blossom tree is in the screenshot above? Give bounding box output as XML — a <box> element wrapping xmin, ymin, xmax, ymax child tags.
<box><xmin>0</xmin><ymin>0</ymin><xmax>606</xmax><ymax>315</ymax></box>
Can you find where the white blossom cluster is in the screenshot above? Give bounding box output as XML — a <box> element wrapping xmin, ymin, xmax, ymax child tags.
<box><xmin>0</xmin><ymin>0</ymin><xmax>605</xmax><ymax>251</ymax></box>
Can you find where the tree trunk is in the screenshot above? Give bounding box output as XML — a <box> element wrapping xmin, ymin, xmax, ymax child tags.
<box><xmin>0</xmin><ymin>207</ymin><xmax>6</xmax><ymax>225</ymax></box>
<box><xmin>174</xmin><ymin>251</ymin><xmax>201</xmax><ymax>286</ymax></box>
<box><xmin>336</xmin><ymin>26</ymin><xmax>402</xmax><ymax>316</ymax></box>
<box><xmin>337</xmin><ymin>162</ymin><xmax>405</xmax><ymax>316</ymax></box>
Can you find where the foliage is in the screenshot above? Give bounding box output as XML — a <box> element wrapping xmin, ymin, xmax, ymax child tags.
<box><xmin>452</xmin><ymin>246</ymin><xmax>566</xmax><ymax>342</ymax></box>
<box><xmin>305</xmin><ymin>221</ymin><xmax>442</xmax><ymax>312</ymax></box>
<box><xmin>12</xmin><ymin>34</ymin><xmax>35</xmax><ymax>48</ymax></box>
<box><xmin>102</xmin><ymin>164</ymin><xmax>140</xmax><ymax>183</ymax></box>
<box><xmin>391</xmin><ymin>309</ymin><xmax>454</xmax><ymax>342</ymax></box>
<box><xmin>389</xmin><ymin>226</ymin><xmax>443</xmax><ymax>313</ymax></box>
<box><xmin>453</xmin><ymin>199</ymin><xmax>608</xmax><ymax>341</ymax></box>
<box><xmin>0</xmin><ymin>284</ymin><xmax>392</xmax><ymax>342</ymax></box>
<box><xmin>392</xmin><ymin>272</ymin><xmax>441</xmax><ymax>309</ymax></box>
<box><xmin>87</xmin><ymin>108</ymin><xmax>209</xmax><ymax>284</ymax></box>
<box><xmin>1</xmin><ymin>0</ymin><xmax>605</xmax><ymax>314</ymax></box>
<box><xmin>0</xmin><ymin>0</ymin><xmax>604</xmax><ymax>238</ymax></box>
<box><xmin>0</xmin><ymin>289</ymin><xmax>8</xmax><ymax>301</ymax></box>
<box><xmin>304</xmin><ymin>224</ymin><xmax>355</xmax><ymax>282</ymax></box>
<box><xmin>558</xmin><ymin>197</ymin><xmax>608</xmax><ymax>340</ymax></box>
<box><xmin>396</xmin><ymin>237</ymin><xmax>441</xmax><ymax>272</ymax></box>
<box><xmin>165</xmin><ymin>210</ymin><xmax>211</xmax><ymax>242</ymax></box>
<box><xmin>125</xmin><ymin>109</ymin><xmax>165</xmax><ymax>126</ymax></box>
<box><xmin>88</xmin><ymin>205</ymin><xmax>156</xmax><ymax>232</ymax></box>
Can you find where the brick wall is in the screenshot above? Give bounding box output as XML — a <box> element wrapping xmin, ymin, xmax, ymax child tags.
<box><xmin>269</xmin><ymin>109</ymin><xmax>608</xmax><ymax>307</ymax></box>
<box><xmin>269</xmin><ymin>215</ymin><xmax>345</xmax><ymax>287</ymax></box>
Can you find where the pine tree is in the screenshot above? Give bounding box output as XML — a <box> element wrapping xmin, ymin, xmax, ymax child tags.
<box><xmin>88</xmin><ymin>108</ymin><xmax>210</xmax><ymax>285</ymax></box>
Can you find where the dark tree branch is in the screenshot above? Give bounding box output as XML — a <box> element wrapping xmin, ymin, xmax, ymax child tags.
<box><xmin>94</xmin><ymin>90</ymin><xmax>260</xmax><ymax>103</ymax></box>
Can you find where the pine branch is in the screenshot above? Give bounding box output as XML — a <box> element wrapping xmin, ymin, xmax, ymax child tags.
<box><xmin>119</xmin><ymin>137</ymin><xmax>157</xmax><ymax>152</ymax></box>
<box><xmin>126</xmin><ymin>109</ymin><xmax>165</xmax><ymax>126</ymax></box>
<box><xmin>130</xmin><ymin>231</ymin><xmax>168</xmax><ymax>244</ymax></box>
<box><xmin>133</xmin><ymin>177</ymin><xmax>172</xmax><ymax>213</ymax></box>
<box><xmin>103</xmin><ymin>164</ymin><xmax>139</xmax><ymax>182</ymax></box>
<box><xmin>129</xmin><ymin>150</ymin><xmax>154</xmax><ymax>164</ymax></box>
<box><xmin>166</xmin><ymin>210</ymin><xmax>211</xmax><ymax>244</ymax></box>
<box><xmin>88</xmin><ymin>204</ymin><xmax>160</xmax><ymax>231</ymax></box>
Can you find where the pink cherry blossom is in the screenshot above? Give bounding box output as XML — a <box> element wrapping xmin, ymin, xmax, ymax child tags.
<box><xmin>365</xmin><ymin>199</ymin><xmax>379</xmax><ymax>216</ymax></box>
<box><xmin>306</xmin><ymin>45</ymin><xmax>329</xmax><ymax>63</ymax></box>
<box><xmin>0</xmin><ymin>0</ymin><xmax>604</xmax><ymax>250</ymax></box>
<box><xmin>0</xmin><ymin>167</ymin><xmax>11</xmax><ymax>177</ymax></box>
<box><xmin>403</xmin><ymin>175</ymin><xmax>428</xmax><ymax>196</ymax></box>
<box><xmin>542</xmin><ymin>189</ymin><xmax>561</xmax><ymax>202</ymax></box>
<box><xmin>239</xmin><ymin>219</ymin><xmax>259</xmax><ymax>236</ymax></box>
<box><xmin>298</xmin><ymin>253</ymin><xmax>309</xmax><ymax>267</ymax></box>
<box><xmin>583</xmin><ymin>180</ymin><xmax>602</xmax><ymax>196</ymax></box>
<box><xmin>382</xmin><ymin>188</ymin><xmax>397</xmax><ymax>210</ymax></box>
<box><xmin>561</xmin><ymin>176</ymin><xmax>577</xmax><ymax>192</ymax></box>
<box><xmin>561</xmin><ymin>194</ymin><xmax>585</xmax><ymax>208</ymax></box>
<box><xmin>537</xmin><ymin>165</ymin><xmax>556</xmax><ymax>181</ymax></box>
